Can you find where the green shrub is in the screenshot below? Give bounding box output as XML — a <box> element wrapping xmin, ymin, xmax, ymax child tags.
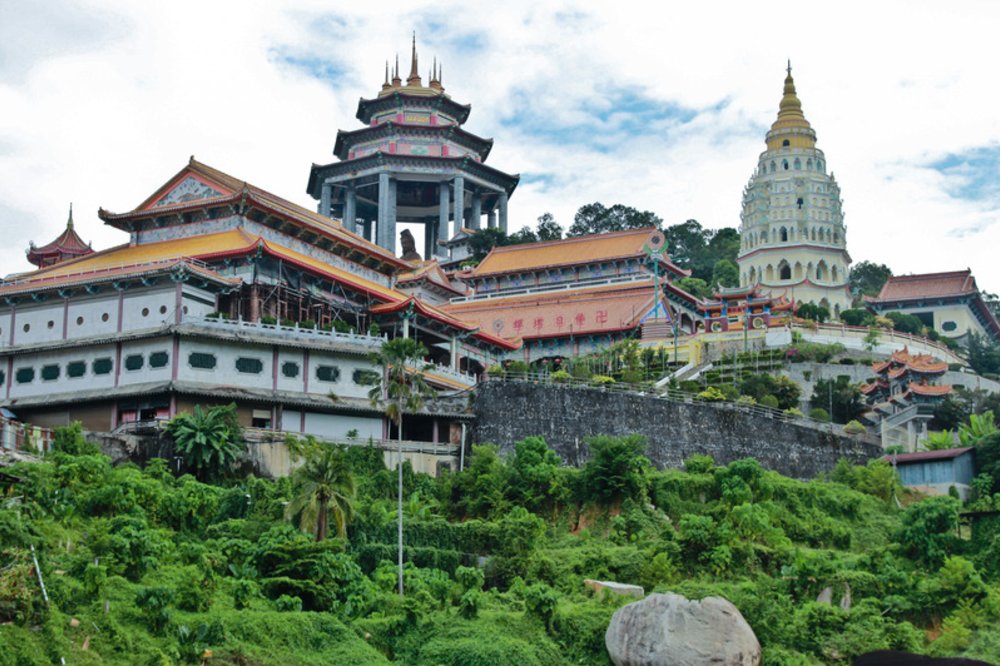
<box><xmin>550</xmin><ymin>370</ymin><xmax>572</xmax><ymax>383</ymax></box>
<box><xmin>809</xmin><ymin>408</ymin><xmax>831</xmax><ymax>422</ymax></box>
<box><xmin>590</xmin><ymin>374</ymin><xmax>616</xmax><ymax>386</ymax></box>
<box><xmin>697</xmin><ymin>386</ymin><xmax>727</xmax><ymax>402</ymax></box>
<box><xmin>759</xmin><ymin>395</ymin><xmax>779</xmax><ymax>409</ymax></box>
<box><xmin>843</xmin><ymin>420</ymin><xmax>867</xmax><ymax>435</ymax></box>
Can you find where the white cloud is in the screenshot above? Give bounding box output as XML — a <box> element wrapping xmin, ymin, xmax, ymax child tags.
<box><xmin>2</xmin><ymin>0</ymin><xmax>1000</xmax><ymax>292</ymax></box>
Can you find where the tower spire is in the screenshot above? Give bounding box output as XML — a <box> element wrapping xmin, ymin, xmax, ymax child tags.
<box><xmin>67</xmin><ymin>203</ymin><xmax>74</xmax><ymax>229</ymax></box>
<box><xmin>407</xmin><ymin>31</ymin><xmax>421</xmax><ymax>86</ymax></box>
<box><xmin>382</xmin><ymin>60</ymin><xmax>391</xmax><ymax>92</ymax></box>
<box><xmin>392</xmin><ymin>54</ymin><xmax>401</xmax><ymax>87</ymax></box>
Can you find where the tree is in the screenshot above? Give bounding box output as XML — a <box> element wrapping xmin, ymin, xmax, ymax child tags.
<box><xmin>368</xmin><ymin>337</ymin><xmax>436</xmax><ymax>596</ymax></box>
<box><xmin>958</xmin><ymin>410</ymin><xmax>997</xmax><ymax>448</ymax></box>
<box><xmin>884</xmin><ymin>311</ymin><xmax>924</xmax><ymax>335</ymax></box>
<box><xmin>975</xmin><ymin>431</ymin><xmax>1000</xmax><ymax>493</ymax></box>
<box><xmin>535</xmin><ymin>213</ymin><xmax>563</xmax><ymax>241</ymax></box>
<box><xmin>895</xmin><ymin>496</ymin><xmax>960</xmax><ymax>568</ymax></box>
<box><xmin>284</xmin><ymin>446</ymin><xmax>357</xmax><ymax>541</ymax></box>
<box><xmin>796</xmin><ymin>303</ymin><xmax>830</xmax><ymax>323</ymax></box>
<box><xmin>810</xmin><ymin>377</ymin><xmax>864</xmax><ymax>424</ymax></box>
<box><xmin>507</xmin><ymin>227</ymin><xmax>538</xmax><ymax>244</ymax></box>
<box><xmin>710</xmin><ymin>259</ymin><xmax>740</xmax><ymax>289</ymax></box>
<box><xmin>840</xmin><ymin>308</ymin><xmax>875</xmax><ymax>327</ymax></box>
<box><xmin>164</xmin><ymin>404</ymin><xmax>245</xmax><ymax>482</ymax></box>
<box><xmin>676</xmin><ymin>276</ymin><xmax>713</xmax><ymax>300</ymax></box>
<box><xmin>567</xmin><ymin>202</ymin><xmax>663</xmax><ymax>237</ymax></box>
<box><xmin>863</xmin><ymin>327</ymin><xmax>881</xmax><ymax>360</ymax></box>
<box><xmin>581</xmin><ymin>434</ymin><xmax>650</xmax><ymax>506</ymax></box>
<box><xmin>663</xmin><ymin>219</ymin><xmax>710</xmax><ymax>274</ymax></box>
<box><xmin>965</xmin><ymin>332</ymin><xmax>1000</xmax><ymax>376</ymax></box>
<box><xmin>849</xmin><ymin>261</ymin><xmax>892</xmax><ymax>301</ymax></box>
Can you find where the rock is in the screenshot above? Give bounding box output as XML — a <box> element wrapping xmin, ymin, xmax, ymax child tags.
<box><xmin>840</xmin><ymin>583</ymin><xmax>852</xmax><ymax>611</ymax></box>
<box><xmin>816</xmin><ymin>586</ymin><xmax>833</xmax><ymax>604</ymax></box>
<box><xmin>69</xmin><ymin>617</ymin><xmax>80</xmax><ymax>628</ymax></box>
<box><xmin>605</xmin><ymin>592</ymin><xmax>761</xmax><ymax>666</ymax></box>
<box><xmin>584</xmin><ymin>579</ymin><xmax>644</xmax><ymax>599</ymax></box>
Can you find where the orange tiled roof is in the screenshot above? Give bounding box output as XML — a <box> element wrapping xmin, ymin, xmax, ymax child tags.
<box><xmin>470</xmin><ymin>228</ymin><xmax>685</xmax><ymax>277</ymax></box>
<box><xmin>873</xmin><ymin>270</ymin><xmax>977</xmax><ymax>301</ymax></box>
<box><xmin>396</xmin><ymin>260</ymin><xmax>465</xmax><ymax>295</ymax></box>
<box><xmin>369</xmin><ymin>297</ymin><xmax>519</xmax><ymax>350</ymax></box>
<box><xmin>443</xmin><ymin>280</ymin><xmax>660</xmax><ymax>339</ymax></box>
<box><xmin>99</xmin><ymin>158</ymin><xmax>407</xmax><ymax>270</ymax></box>
<box><xmin>0</xmin><ymin>259</ymin><xmax>236</xmax><ymax>297</ymax></box>
<box><xmin>907</xmin><ymin>382</ymin><xmax>953</xmax><ymax>397</ymax></box>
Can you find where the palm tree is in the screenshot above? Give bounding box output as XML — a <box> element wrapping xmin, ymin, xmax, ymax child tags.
<box><xmin>368</xmin><ymin>337</ymin><xmax>436</xmax><ymax>596</ymax></box>
<box><xmin>284</xmin><ymin>446</ymin><xmax>356</xmax><ymax>541</ymax></box>
<box><xmin>164</xmin><ymin>403</ymin><xmax>245</xmax><ymax>482</ymax></box>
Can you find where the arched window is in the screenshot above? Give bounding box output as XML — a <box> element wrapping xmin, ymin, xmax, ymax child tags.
<box><xmin>794</xmin><ymin>158</ymin><xmax>801</xmax><ymax>170</ymax></box>
<box><xmin>779</xmin><ymin>261</ymin><xmax>791</xmax><ymax>280</ymax></box>
<box><xmin>794</xmin><ymin>262</ymin><xmax>803</xmax><ymax>280</ymax></box>
<box><xmin>780</xmin><ymin>227</ymin><xmax>788</xmax><ymax>242</ymax></box>
<box><xmin>831</xmin><ymin>265</ymin><xmax>839</xmax><ymax>282</ymax></box>
<box><xmin>811</xmin><ymin>227</ymin><xmax>816</xmax><ymax>241</ymax></box>
<box><xmin>749</xmin><ymin>267</ymin><xmax>757</xmax><ymax>284</ymax></box>
<box><xmin>806</xmin><ymin>159</ymin><xmax>812</xmax><ymax>170</ymax></box>
<box><xmin>816</xmin><ymin>261</ymin><xmax>828</xmax><ymax>281</ymax></box>
<box><xmin>765</xmin><ymin>264</ymin><xmax>775</xmax><ymax>282</ymax></box>
<box><xmin>770</xmin><ymin>161</ymin><xmax>776</xmax><ymax>173</ymax></box>
<box><xmin>782</xmin><ymin>159</ymin><xmax>789</xmax><ymax>170</ymax></box>
<box><xmin>782</xmin><ymin>139</ymin><xmax>790</xmax><ymax>147</ymax></box>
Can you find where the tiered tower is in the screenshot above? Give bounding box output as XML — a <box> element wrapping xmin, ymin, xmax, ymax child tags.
<box><xmin>737</xmin><ymin>64</ymin><xmax>852</xmax><ymax>317</ymax></box>
<box><xmin>307</xmin><ymin>36</ymin><xmax>519</xmax><ymax>260</ymax></box>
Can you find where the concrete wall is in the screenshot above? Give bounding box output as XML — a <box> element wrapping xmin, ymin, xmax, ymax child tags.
<box><xmin>474</xmin><ymin>382</ymin><xmax>882</xmax><ymax>479</ymax></box>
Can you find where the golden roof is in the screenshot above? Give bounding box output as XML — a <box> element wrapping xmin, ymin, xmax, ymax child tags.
<box><xmin>766</xmin><ymin>63</ymin><xmax>816</xmax><ymax>150</ymax></box>
<box><xmin>471</xmin><ymin>228</ymin><xmax>668</xmax><ymax>277</ymax></box>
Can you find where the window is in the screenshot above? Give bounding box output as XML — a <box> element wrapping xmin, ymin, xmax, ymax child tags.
<box><xmin>67</xmin><ymin>361</ymin><xmax>86</xmax><ymax>378</ymax></box>
<box><xmin>76</xmin><ymin>316</ymin><xmax>84</xmax><ymax>326</ymax></box>
<box><xmin>782</xmin><ymin>139</ymin><xmax>790</xmax><ymax>147</ymax></box>
<box><xmin>942</xmin><ymin>321</ymin><xmax>958</xmax><ymax>332</ymax></box>
<box><xmin>15</xmin><ymin>367</ymin><xmax>34</xmax><ymax>384</ymax></box>
<box><xmin>124</xmin><ymin>354</ymin><xmax>144</xmax><ymax>371</ymax></box>
<box><xmin>0</xmin><ymin>370</ymin><xmax>4</xmax><ymax>386</ymax></box>
<box><xmin>236</xmin><ymin>357</ymin><xmax>264</xmax><ymax>374</ymax></box>
<box><xmin>41</xmin><ymin>364</ymin><xmax>60</xmax><ymax>381</ymax></box>
<box><xmin>353</xmin><ymin>369</ymin><xmax>380</xmax><ymax>385</ymax></box>
<box><xmin>315</xmin><ymin>365</ymin><xmax>340</xmax><ymax>383</ymax></box>
<box><xmin>141</xmin><ymin>307</ymin><xmax>150</xmax><ymax>317</ymax></box>
<box><xmin>149</xmin><ymin>351</ymin><xmax>169</xmax><ymax>368</ymax></box>
<box><xmin>47</xmin><ymin>320</ymin><xmax>55</xmax><ymax>329</ymax></box>
<box><xmin>189</xmin><ymin>352</ymin><xmax>217</xmax><ymax>370</ymax></box>
<box><xmin>92</xmin><ymin>358</ymin><xmax>113</xmax><ymax>375</ymax></box>
<box><xmin>281</xmin><ymin>362</ymin><xmax>300</xmax><ymax>378</ymax></box>
<box><xmin>159</xmin><ymin>305</ymin><xmax>168</xmax><ymax>315</ymax></box>
<box><xmin>22</xmin><ymin>323</ymin><xmax>30</xmax><ymax>333</ymax></box>
<box><xmin>102</xmin><ymin>313</ymin><xmax>110</xmax><ymax>322</ymax></box>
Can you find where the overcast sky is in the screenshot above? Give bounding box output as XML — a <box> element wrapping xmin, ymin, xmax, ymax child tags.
<box><xmin>2</xmin><ymin>1</ymin><xmax>999</xmax><ymax>291</ymax></box>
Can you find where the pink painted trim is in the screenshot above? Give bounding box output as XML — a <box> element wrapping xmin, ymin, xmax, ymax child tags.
<box><xmin>110</xmin><ymin>402</ymin><xmax>118</xmax><ymax>428</ymax></box>
<box><xmin>302</xmin><ymin>350</ymin><xmax>310</xmax><ymax>394</ymax></box>
<box><xmin>9</xmin><ymin>307</ymin><xmax>16</xmax><ymax>346</ymax></box>
<box><xmin>169</xmin><ymin>395</ymin><xmax>177</xmax><ymax>418</ymax></box>
<box><xmin>271</xmin><ymin>346</ymin><xmax>278</xmax><ymax>391</ymax></box>
<box><xmin>114</xmin><ymin>342</ymin><xmax>122</xmax><ymax>388</ymax></box>
<box><xmin>5</xmin><ymin>356</ymin><xmax>12</xmax><ymax>400</ymax></box>
<box><xmin>171</xmin><ymin>335</ymin><xmax>180</xmax><ymax>382</ymax></box>
<box><xmin>62</xmin><ymin>298</ymin><xmax>69</xmax><ymax>340</ymax></box>
<box><xmin>117</xmin><ymin>291</ymin><xmax>124</xmax><ymax>333</ymax></box>
<box><xmin>175</xmin><ymin>283</ymin><xmax>183</xmax><ymax>324</ymax></box>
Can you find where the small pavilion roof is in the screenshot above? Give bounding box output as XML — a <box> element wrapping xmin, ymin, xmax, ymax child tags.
<box><xmin>26</xmin><ymin>205</ymin><xmax>93</xmax><ymax>266</ymax></box>
<box><xmin>396</xmin><ymin>260</ymin><xmax>465</xmax><ymax>296</ymax></box>
<box><xmin>885</xmin><ymin>447</ymin><xmax>972</xmax><ymax>464</ymax></box>
<box><xmin>470</xmin><ymin>228</ymin><xmax>688</xmax><ymax>279</ymax></box>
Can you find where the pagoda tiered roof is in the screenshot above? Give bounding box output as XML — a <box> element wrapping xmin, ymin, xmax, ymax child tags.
<box><xmin>26</xmin><ymin>206</ymin><xmax>93</xmax><ymax>267</ymax></box>
<box><xmin>333</xmin><ymin>123</ymin><xmax>493</xmax><ymax>161</ymax></box>
<box><xmin>861</xmin><ymin>347</ymin><xmax>952</xmax><ymax>404</ymax></box>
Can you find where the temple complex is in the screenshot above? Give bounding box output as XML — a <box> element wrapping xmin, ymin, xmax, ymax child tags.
<box><xmin>26</xmin><ymin>205</ymin><xmax>93</xmax><ymax>268</ymax></box>
<box><xmin>307</xmin><ymin>36</ymin><xmax>519</xmax><ymax>260</ymax></box>
<box><xmin>865</xmin><ymin>270</ymin><xmax>1000</xmax><ymax>344</ymax></box>
<box><xmin>698</xmin><ymin>284</ymin><xmax>794</xmax><ymax>333</ymax></box>
<box><xmin>442</xmin><ymin>229</ymin><xmax>699</xmax><ymax>360</ymax></box>
<box><xmin>737</xmin><ymin>64</ymin><xmax>852</xmax><ymax>316</ymax></box>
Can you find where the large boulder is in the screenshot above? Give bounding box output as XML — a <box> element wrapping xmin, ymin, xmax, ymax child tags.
<box><xmin>605</xmin><ymin>592</ymin><xmax>761</xmax><ymax>666</ymax></box>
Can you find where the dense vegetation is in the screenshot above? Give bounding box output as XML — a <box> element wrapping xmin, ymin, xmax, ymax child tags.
<box><xmin>2</xmin><ymin>423</ymin><xmax>1000</xmax><ymax>665</ymax></box>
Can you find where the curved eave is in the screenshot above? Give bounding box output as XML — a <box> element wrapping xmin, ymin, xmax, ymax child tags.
<box><xmin>369</xmin><ymin>297</ymin><xmax>520</xmax><ymax>351</ymax></box>
<box><xmin>308</xmin><ymin>153</ymin><xmax>519</xmax><ymax>198</ymax></box>
<box><xmin>355</xmin><ymin>93</ymin><xmax>472</xmax><ymax>125</ymax></box>
<box><xmin>333</xmin><ymin>123</ymin><xmax>494</xmax><ymax>161</ymax></box>
<box><xmin>738</xmin><ymin>243</ymin><xmax>852</xmax><ymax>264</ymax></box>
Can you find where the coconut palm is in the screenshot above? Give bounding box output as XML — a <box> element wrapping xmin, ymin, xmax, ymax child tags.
<box><xmin>164</xmin><ymin>403</ymin><xmax>244</xmax><ymax>482</ymax></box>
<box><xmin>368</xmin><ymin>336</ymin><xmax>436</xmax><ymax>595</ymax></box>
<box><xmin>284</xmin><ymin>446</ymin><xmax>356</xmax><ymax>541</ymax></box>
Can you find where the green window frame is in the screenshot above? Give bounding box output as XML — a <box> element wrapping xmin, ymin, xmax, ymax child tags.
<box><xmin>67</xmin><ymin>361</ymin><xmax>86</xmax><ymax>378</ymax></box>
<box><xmin>236</xmin><ymin>357</ymin><xmax>264</xmax><ymax>374</ymax></box>
<box><xmin>41</xmin><ymin>364</ymin><xmax>60</xmax><ymax>381</ymax></box>
<box><xmin>149</xmin><ymin>351</ymin><xmax>169</xmax><ymax>368</ymax></box>
<box><xmin>92</xmin><ymin>358</ymin><xmax>113</xmax><ymax>375</ymax></box>
<box><xmin>15</xmin><ymin>368</ymin><xmax>34</xmax><ymax>384</ymax></box>
<box><xmin>315</xmin><ymin>365</ymin><xmax>340</xmax><ymax>383</ymax></box>
<box><xmin>281</xmin><ymin>362</ymin><xmax>300</xmax><ymax>378</ymax></box>
<box><xmin>188</xmin><ymin>352</ymin><xmax>217</xmax><ymax>370</ymax></box>
<box><xmin>353</xmin><ymin>369</ymin><xmax>380</xmax><ymax>386</ymax></box>
<box><xmin>124</xmin><ymin>354</ymin><xmax>144</xmax><ymax>371</ymax></box>
<box><xmin>0</xmin><ymin>369</ymin><xmax>5</xmax><ymax>386</ymax></box>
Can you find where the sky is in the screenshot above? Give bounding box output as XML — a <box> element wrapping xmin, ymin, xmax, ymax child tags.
<box><xmin>1</xmin><ymin>0</ymin><xmax>999</xmax><ymax>291</ymax></box>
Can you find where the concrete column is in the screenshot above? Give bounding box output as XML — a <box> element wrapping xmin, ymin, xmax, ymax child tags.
<box><xmin>402</xmin><ymin>316</ymin><xmax>410</xmax><ymax>339</ymax></box>
<box><xmin>344</xmin><ymin>187</ymin><xmax>357</xmax><ymax>233</ymax></box>
<box><xmin>377</xmin><ymin>173</ymin><xmax>396</xmax><ymax>252</ymax></box>
<box><xmin>498</xmin><ymin>191</ymin><xmax>509</xmax><ymax>233</ymax></box>
<box><xmin>469</xmin><ymin>191</ymin><xmax>481</xmax><ymax>231</ymax></box>
<box><xmin>487</xmin><ymin>210</ymin><xmax>497</xmax><ymax>229</ymax></box>
<box><xmin>453</xmin><ymin>176</ymin><xmax>465</xmax><ymax>231</ymax></box>
<box><xmin>320</xmin><ymin>181</ymin><xmax>332</xmax><ymax>217</ymax></box>
<box><xmin>424</xmin><ymin>220</ymin><xmax>435</xmax><ymax>260</ymax></box>
<box><xmin>437</xmin><ymin>183</ymin><xmax>450</xmax><ymax>257</ymax></box>
<box><xmin>450</xmin><ymin>337</ymin><xmax>458</xmax><ymax>370</ymax></box>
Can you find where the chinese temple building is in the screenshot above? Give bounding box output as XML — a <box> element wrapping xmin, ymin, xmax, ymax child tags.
<box><xmin>861</xmin><ymin>347</ymin><xmax>952</xmax><ymax>451</ymax></box>
<box><xmin>26</xmin><ymin>205</ymin><xmax>93</xmax><ymax>268</ymax></box>
<box><xmin>442</xmin><ymin>228</ymin><xmax>699</xmax><ymax>359</ymax></box>
<box><xmin>698</xmin><ymin>284</ymin><xmax>794</xmax><ymax>333</ymax></box>
<box><xmin>737</xmin><ymin>64</ymin><xmax>852</xmax><ymax>317</ymax></box>
<box><xmin>307</xmin><ymin>37</ymin><xmax>519</xmax><ymax>260</ymax></box>
<box><xmin>865</xmin><ymin>269</ymin><xmax>1000</xmax><ymax>344</ymax></box>
<box><xmin>0</xmin><ymin>157</ymin><xmax>514</xmax><ymax>446</ymax></box>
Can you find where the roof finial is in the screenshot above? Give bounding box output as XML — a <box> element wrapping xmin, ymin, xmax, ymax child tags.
<box><xmin>392</xmin><ymin>54</ymin><xmax>401</xmax><ymax>87</ymax></box>
<box><xmin>67</xmin><ymin>203</ymin><xmax>74</xmax><ymax>229</ymax></box>
<box><xmin>787</xmin><ymin>58</ymin><xmax>792</xmax><ymax>76</ymax></box>
<box><xmin>407</xmin><ymin>31</ymin><xmax>421</xmax><ymax>86</ymax></box>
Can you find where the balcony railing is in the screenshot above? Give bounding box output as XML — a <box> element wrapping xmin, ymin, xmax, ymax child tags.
<box><xmin>185</xmin><ymin>314</ymin><xmax>386</xmax><ymax>348</ymax></box>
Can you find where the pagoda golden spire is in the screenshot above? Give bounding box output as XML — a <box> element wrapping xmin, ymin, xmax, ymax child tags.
<box><xmin>391</xmin><ymin>54</ymin><xmax>401</xmax><ymax>87</ymax></box>
<box><xmin>382</xmin><ymin>61</ymin><xmax>392</xmax><ymax>92</ymax></box>
<box><xmin>766</xmin><ymin>61</ymin><xmax>816</xmax><ymax>150</ymax></box>
<box><xmin>407</xmin><ymin>32</ymin><xmax>422</xmax><ymax>86</ymax></box>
